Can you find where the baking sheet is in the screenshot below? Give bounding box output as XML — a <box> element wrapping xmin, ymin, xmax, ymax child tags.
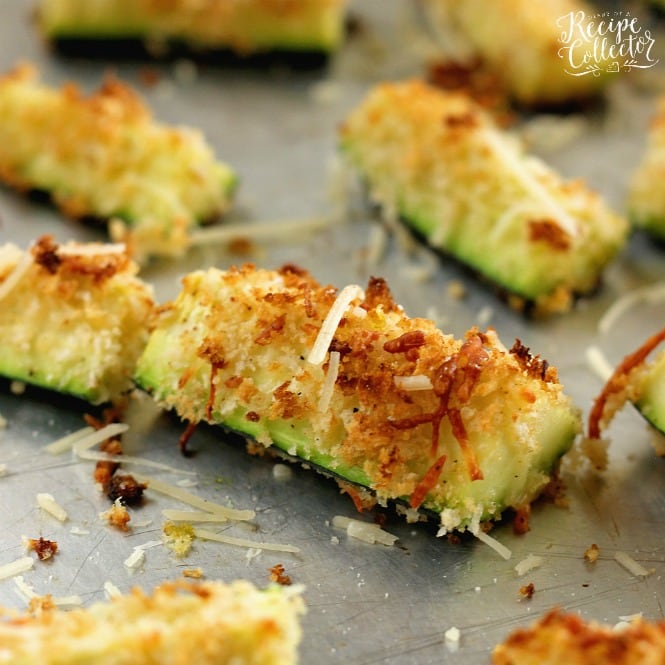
<box><xmin>1</xmin><ymin>1</ymin><xmax>665</xmax><ymax>662</ymax></box>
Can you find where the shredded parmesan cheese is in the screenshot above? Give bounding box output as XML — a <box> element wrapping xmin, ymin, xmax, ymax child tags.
<box><xmin>193</xmin><ymin>528</ymin><xmax>300</xmax><ymax>553</ymax></box>
<box><xmin>318</xmin><ymin>351</ymin><xmax>340</xmax><ymax>412</ymax></box>
<box><xmin>614</xmin><ymin>551</ymin><xmax>651</xmax><ymax>577</ymax></box>
<box><xmin>307</xmin><ymin>284</ymin><xmax>365</xmax><ymax>365</ymax></box>
<box><xmin>134</xmin><ymin>474</ymin><xmax>255</xmax><ymax>521</ymax></box>
<box><xmin>394</xmin><ymin>375</ymin><xmax>433</xmax><ymax>391</ymax></box>
<box><xmin>36</xmin><ymin>493</ymin><xmax>68</xmax><ymax>522</ymax></box>
<box><xmin>473</xmin><ymin>530</ymin><xmax>512</xmax><ymax>560</ymax></box>
<box><xmin>0</xmin><ymin>556</ymin><xmax>33</xmax><ymax>581</ymax></box>
<box><xmin>0</xmin><ymin>250</ymin><xmax>32</xmax><ymax>304</ymax></box>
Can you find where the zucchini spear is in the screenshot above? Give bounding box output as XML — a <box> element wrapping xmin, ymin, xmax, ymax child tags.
<box><xmin>588</xmin><ymin>328</ymin><xmax>665</xmax><ymax>443</ymax></box>
<box><xmin>339</xmin><ymin>80</ymin><xmax>628</xmax><ymax>315</ymax></box>
<box><xmin>37</xmin><ymin>0</ymin><xmax>348</xmax><ymax>62</ymax></box>
<box><xmin>134</xmin><ymin>264</ymin><xmax>580</xmax><ymax>534</ymax></box>
<box><xmin>628</xmin><ymin>97</ymin><xmax>665</xmax><ymax>240</ymax></box>
<box><xmin>0</xmin><ymin>236</ymin><xmax>154</xmax><ymax>405</ymax></box>
<box><xmin>0</xmin><ymin>580</ymin><xmax>304</xmax><ymax>665</ymax></box>
<box><xmin>0</xmin><ymin>63</ymin><xmax>236</xmax><ymax>261</ymax></box>
<box><xmin>420</xmin><ymin>0</ymin><xmax>614</xmax><ymax>108</ymax></box>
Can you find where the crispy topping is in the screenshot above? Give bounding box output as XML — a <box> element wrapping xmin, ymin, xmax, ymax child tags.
<box><xmin>363</xmin><ymin>276</ymin><xmax>400</xmax><ymax>312</ymax></box>
<box><xmin>588</xmin><ymin>327</ymin><xmax>665</xmax><ymax>439</ymax></box>
<box><xmin>254</xmin><ymin>314</ymin><xmax>287</xmax><ymax>346</ymax></box>
<box><xmin>390</xmin><ymin>334</ymin><xmax>488</xmax><ymax>506</ymax></box>
<box><xmin>31</xmin><ymin>235</ymin><xmax>61</xmax><ymax>274</ymax></box>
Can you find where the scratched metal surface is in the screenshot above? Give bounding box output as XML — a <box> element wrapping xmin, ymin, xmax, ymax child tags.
<box><xmin>1</xmin><ymin>1</ymin><xmax>665</xmax><ymax>663</ymax></box>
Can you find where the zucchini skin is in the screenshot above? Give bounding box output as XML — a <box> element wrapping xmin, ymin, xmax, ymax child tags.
<box><xmin>339</xmin><ymin>80</ymin><xmax>628</xmax><ymax>315</ymax></box>
<box><xmin>135</xmin><ymin>264</ymin><xmax>580</xmax><ymax>533</ymax></box>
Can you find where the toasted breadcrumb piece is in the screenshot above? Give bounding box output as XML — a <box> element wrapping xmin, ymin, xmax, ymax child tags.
<box><xmin>493</xmin><ymin>609</ymin><xmax>665</xmax><ymax>665</ymax></box>
<box><xmin>135</xmin><ymin>264</ymin><xmax>580</xmax><ymax>533</ymax></box>
<box><xmin>0</xmin><ymin>64</ymin><xmax>236</xmax><ymax>261</ymax></box>
<box><xmin>0</xmin><ymin>236</ymin><xmax>155</xmax><ymax>404</ymax></box>
<box><xmin>0</xmin><ymin>580</ymin><xmax>305</xmax><ymax>665</ymax></box>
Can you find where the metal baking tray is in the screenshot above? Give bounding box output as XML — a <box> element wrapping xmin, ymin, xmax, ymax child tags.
<box><xmin>1</xmin><ymin>1</ymin><xmax>665</xmax><ymax>662</ymax></box>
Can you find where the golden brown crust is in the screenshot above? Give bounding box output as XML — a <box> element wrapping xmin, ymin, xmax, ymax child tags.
<box><xmin>138</xmin><ymin>264</ymin><xmax>578</xmax><ymax>529</ymax></box>
<box><xmin>493</xmin><ymin>609</ymin><xmax>665</xmax><ymax>665</ymax></box>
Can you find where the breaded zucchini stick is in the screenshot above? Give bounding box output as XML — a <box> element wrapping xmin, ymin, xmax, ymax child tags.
<box><xmin>134</xmin><ymin>264</ymin><xmax>580</xmax><ymax>534</ymax></box>
<box><xmin>38</xmin><ymin>0</ymin><xmax>347</xmax><ymax>59</ymax></box>
<box><xmin>493</xmin><ymin>609</ymin><xmax>665</xmax><ymax>665</ymax></box>
<box><xmin>0</xmin><ymin>236</ymin><xmax>154</xmax><ymax>404</ymax></box>
<box><xmin>0</xmin><ymin>580</ymin><xmax>304</xmax><ymax>665</ymax></box>
<box><xmin>0</xmin><ymin>63</ymin><xmax>237</xmax><ymax>261</ymax></box>
<box><xmin>628</xmin><ymin>97</ymin><xmax>665</xmax><ymax>240</ymax></box>
<box><xmin>340</xmin><ymin>80</ymin><xmax>628</xmax><ymax>315</ymax></box>
<box><xmin>420</xmin><ymin>0</ymin><xmax>613</xmax><ymax>108</ymax></box>
<box><xmin>588</xmin><ymin>328</ymin><xmax>665</xmax><ymax>442</ymax></box>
